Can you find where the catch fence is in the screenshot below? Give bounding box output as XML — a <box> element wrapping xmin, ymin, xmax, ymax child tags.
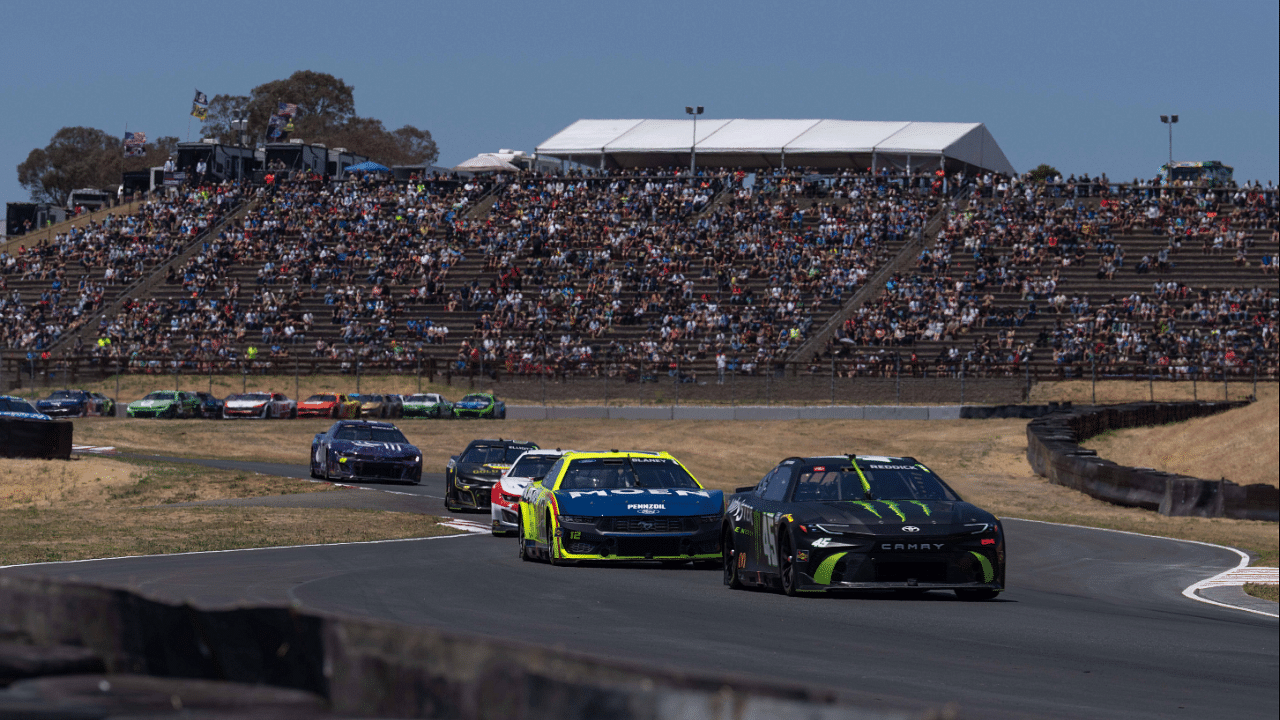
<box><xmin>2</xmin><ymin>353</ymin><xmax>1271</xmax><ymax>407</ymax></box>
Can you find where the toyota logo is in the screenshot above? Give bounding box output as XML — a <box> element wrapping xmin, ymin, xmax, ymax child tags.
<box><xmin>902</xmin><ymin>526</ymin><xmax>920</xmax><ymax>532</ymax></box>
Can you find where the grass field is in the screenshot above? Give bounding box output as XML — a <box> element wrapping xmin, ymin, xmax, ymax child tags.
<box><xmin>68</xmin><ymin>412</ymin><xmax>1279</xmax><ymax>567</ymax></box>
<box><xmin>0</xmin><ymin>455</ymin><xmax>455</xmax><ymax>566</ymax></box>
<box><xmin>1085</xmin><ymin>384</ymin><xmax>1279</xmax><ymax>487</ymax></box>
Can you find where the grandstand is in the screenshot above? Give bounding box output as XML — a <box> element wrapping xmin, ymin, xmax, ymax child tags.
<box><xmin>1</xmin><ymin>151</ymin><xmax>1275</xmax><ymax>393</ymax></box>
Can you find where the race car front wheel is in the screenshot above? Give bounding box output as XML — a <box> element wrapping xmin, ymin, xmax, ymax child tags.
<box><xmin>723</xmin><ymin>528</ymin><xmax>743</xmax><ymax>589</ymax></box>
<box><xmin>517</xmin><ymin>513</ymin><xmax>531</xmax><ymax>562</ymax></box>
<box><xmin>545</xmin><ymin>511</ymin><xmax>565</xmax><ymax>566</ymax></box>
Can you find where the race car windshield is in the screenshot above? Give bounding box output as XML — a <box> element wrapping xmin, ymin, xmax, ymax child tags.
<box><xmin>558</xmin><ymin>458</ymin><xmax>700</xmax><ymax>490</ymax></box>
<box><xmin>509</xmin><ymin>455</ymin><xmax>560</xmax><ymax>479</ymax></box>
<box><xmin>793</xmin><ymin>464</ymin><xmax>960</xmax><ymax>502</ymax></box>
<box><xmin>350</xmin><ymin>394</ymin><xmax>379</xmax><ymax>402</ymax></box>
<box><xmin>406</xmin><ymin>395</ymin><xmax>434</xmax><ymax>402</ymax></box>
<box><xmin>461</xmin><ymin>394</ymin><xmax>490</xmax><ymax>403</ymax></box>
<box><xmin>143</xmin><ymin>392</ymin><xmax>176</xmax><ymax>400</ymax></box>
<box><xmin>333</xmin><ymin>427</ymin><xmax>408</xmax><ymax>443</ymax></box>
<box><xmin>47</xmin><ymin>390</ymin><xmax>79</xmax><ymax>400</ymax></box>
<box><xmin>1</xmin><ymin>398</ymin><xmax>39</xmax><ymax>413</ymax></box>
<box><xmin>306</xmin><ymin>395</ymin><xmax>336</xmax><ymax>402</ymax></box>
<box><xmin>239</xmin><ymin>393</ymin><xmax>271</xmax><ymax>401</ymax></box>
<box><xmin>462</xmin><ymin>445</ymin><xmax>534</xmax><ymax>464</ymax></box>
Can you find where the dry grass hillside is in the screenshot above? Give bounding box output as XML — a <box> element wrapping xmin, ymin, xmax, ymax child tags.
<box><xmin>1085</xmin><ymin>384</ymin><xmax>1279</xmax><ymax>487</ymax></box>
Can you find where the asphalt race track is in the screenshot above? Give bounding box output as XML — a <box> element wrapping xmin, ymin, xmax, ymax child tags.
<box><xmin>6</xmin><ymin>456</ymin><xmax>1278</xmax><ymax>719</ymax></box>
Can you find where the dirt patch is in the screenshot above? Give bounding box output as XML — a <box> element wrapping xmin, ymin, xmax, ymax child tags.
<box><xmin>72</xmin><ymin>416</ymin><xmax>1280</xmax><ymax>566</ymax></box>
<box><xmin>1084</xmin><ymin>385</ymin><xmax>1279</xmax><ymax>487</ymax></box>
<box><xmin>0</xmin><ymin>456</ymin><xmax>450</xmax><ymax>566</ymax></box>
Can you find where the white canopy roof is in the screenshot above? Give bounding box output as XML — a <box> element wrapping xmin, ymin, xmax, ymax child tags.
<box><xmin>537</xmin><ymin>119</ymin><xmax>1015</xmax><ymax>175</ymax></box>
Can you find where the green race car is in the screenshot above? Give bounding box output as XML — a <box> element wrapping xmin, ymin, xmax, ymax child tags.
<box><xmin>452</xmin><ymin>392</ymin><xmax>506</xmax><ymax>420</ymax></box>
<box><xmin>401</xmin><ymin>393</ymin><xmax>454</xmax><ymax>418</ymax></box>
<box><xmin>127</xmin><ymin>390</ymin><xmax>201</xmax><ymax>419</ymax></box>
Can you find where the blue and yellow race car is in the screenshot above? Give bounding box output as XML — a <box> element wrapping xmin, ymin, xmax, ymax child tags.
<box><xmin>518</xmin><ymin>450</ymin><xmax>723</xmax><ymax>566</ymax></box>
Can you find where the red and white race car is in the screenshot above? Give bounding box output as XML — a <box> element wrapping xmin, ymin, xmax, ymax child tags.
<box><xmin>222</xmin><ymin>392</ymin><xmax>297</xmax><ymax>419</ymax></box>
<box><xmin>490</xmin><ymin>449</ymin><xmax>575</xmax><ymax>536</ymax></box>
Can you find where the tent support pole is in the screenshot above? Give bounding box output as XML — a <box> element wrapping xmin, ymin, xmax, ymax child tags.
<box><xmin>872</xmin><ymin>150</ymin><xmax>877</xmax><ymax>174</ymax></box>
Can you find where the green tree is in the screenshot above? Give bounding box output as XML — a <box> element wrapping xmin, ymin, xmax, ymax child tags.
<box><xmin>198</xmin><ymin>70</ymin><xmax>438</xmax><ymax>165</ymax></box>
<box><xmin>18</xmin><ymin>129</ymin><xmax>181</xmax><ymax>205</ymax></box>
<box><xmin>1027</xmin><ymin>164</ymin><xmax>1061</xmax><ymax>182</ymax></box>
<box><xmin>17</xmin><ymin>127</ymin><xmax>122</xmax><ymax>204</ymax></box>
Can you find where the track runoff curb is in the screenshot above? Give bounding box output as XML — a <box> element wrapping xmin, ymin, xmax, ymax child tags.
<box><xmin>1007</xmin><ymin>517</ymin><xmax>1278</xmax><ymax>619</ymax></box>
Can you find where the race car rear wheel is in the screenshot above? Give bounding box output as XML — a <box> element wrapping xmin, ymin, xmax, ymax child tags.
<box><xmin>954</xmin><ymin>588</ymin><xmax>1000</xmax><ymax>602</ymax></box>
<box><xmin>779</xmin><ymin>532</ymin><xmax>799</xmax><ymax>597</ymax></box>
<box><xmin>723</xmin><ymin>528</ymin><xmax>743</xmax><ymax>589</ymax></box>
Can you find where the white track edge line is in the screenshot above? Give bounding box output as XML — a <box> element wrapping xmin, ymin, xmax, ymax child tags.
<box><xmin>1005</xmin><ymin>517</ymin><xmax>1277</xmax><ymax>619</ymax></box>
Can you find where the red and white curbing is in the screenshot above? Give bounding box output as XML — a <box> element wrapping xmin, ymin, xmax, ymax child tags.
<box><xmin>71</xmin><ymin>445</ymin><xmax>118</xmax><ymax>455</ymax></box>
<box><xmin>1190</xmin><ymin>566</ymin><xmax>1279</xmax><ymax>589</ymax></box>
<box><xmin>438</xmin><ymin>519</ymin><xmax>491</xmax><ymax>534</ymax></box>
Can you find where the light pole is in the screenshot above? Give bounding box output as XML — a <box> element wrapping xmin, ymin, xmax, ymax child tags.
<box><xmin>685</xmin><ymin>106</ymin><xmax>703</xmax><ymax>176</ymax></box>
<box><xmin>1159</xmin><ymin>114</ymin><xmax>1178</xmax><ymax>173</ymax></box>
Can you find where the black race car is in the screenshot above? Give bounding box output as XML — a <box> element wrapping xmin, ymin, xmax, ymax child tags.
<box><xmin>310</xmin><ymin>420</ymin><xmax>423</xmax><ymax>484</ymax></box>
<box><xmin>722</xmin><ymin>455</ymin><xmax>1005</xmax><ymax>600</ymax></box>
<box><xmin>444</xmin><ymin>438</ymin><xmax>538</xmax><ymax>512</ymax></box>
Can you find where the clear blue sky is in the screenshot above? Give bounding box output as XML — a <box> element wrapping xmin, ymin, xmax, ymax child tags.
<box><xmin>2</xmin><ymin>0</ymin><xmax>1276</xmax><ymax>207</ymax></box>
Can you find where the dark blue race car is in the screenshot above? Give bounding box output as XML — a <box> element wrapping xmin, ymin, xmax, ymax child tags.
<box><xmin>310</xmin><ymin>420</ymin><xmax>423</xmax><ymax>484</ymax></box>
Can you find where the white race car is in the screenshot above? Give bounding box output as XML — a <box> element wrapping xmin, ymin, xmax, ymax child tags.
<box><xmin>223</xmin><ymin>392</ymin><xmax>297</xmax><ymax>419</ymax></box>
<box><xmin>489</xmin><ymin>449</ymin><xmax>575</xmax><ymax>536</ymax></box>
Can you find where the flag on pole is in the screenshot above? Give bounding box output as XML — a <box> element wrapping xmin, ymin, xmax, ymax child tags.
<box><xmin>123</xmin><ymin>131</ymin><xmax>147</xmax><ymax>158</ymax></box>
<box><xmin>277</xmin><ymin>102</ymin><xmax>298</xmax><ymax>117</ymax></box>
<box><xmin>191</xmin><ymin>89</ymin><xmax>209</xmax><ymax>120</ymax></box>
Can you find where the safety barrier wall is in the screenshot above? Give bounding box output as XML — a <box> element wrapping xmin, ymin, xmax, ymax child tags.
<box><xmin>1025</xmin><ymin>402</ymin><xmax>1278</xmax><ymax>522</ymax></box>
<box><xmin>0</xmin><ymin>418</ymin><xmax>71</xmax><ymax>459</ymax></box>
<box><xmin>0</xmin><ymin>575</ymin><xmax>908</xmax><ymax>719</ymax></box>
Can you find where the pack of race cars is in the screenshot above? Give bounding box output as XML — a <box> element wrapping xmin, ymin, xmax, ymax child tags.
<box><xmin>14</xmin><ymin>388</ymin><xmax>506</xmax><ymax>421</ymax></box>
<box><xmin>307</xmin><ymin>420</ymin><xmax>1007</xmax><ymax>601</ymax></box>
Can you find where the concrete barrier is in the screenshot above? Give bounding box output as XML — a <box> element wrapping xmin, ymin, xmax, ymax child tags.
<box><xmin>863</xmin><ymin>406</ymin><xmax>928</xmax><ymax>421</ymax></box>
<box><xmin>1025</xmin><ymin>402</ymin><xmax>1277</xmax><ymax>521</ymax></box>
<box><xmin>0</xmin><ymin>575</ymin><xmax>910</xmax><ymax>719</ymax></box>
<box><xmin>508</xmin><ymin>403</ymin><xmax>1075</xmax><ymax>423</ymax></box>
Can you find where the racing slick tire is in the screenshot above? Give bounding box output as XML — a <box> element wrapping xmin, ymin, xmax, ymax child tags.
<box><xmin>518</xmin><ymin>513</ymin><xmax>532</xmax><ymax>562</ymax></box>
<box><xmin>955</xmin><ymin>588</ymin><xmax>1000</xmax><ymax>602</ymax></box>
<box><xmin>546</xmin><ymin>511</ymin><xmax>570</xmax><ymax>566</ymax></box>
<box><xmin>778</xmin><ymin>532</ymin><xmax>799</xmax><ymax>597</ymax></box>
<box><xmin>290</xmin><ymin>407</ymin><xmax>297</xmax><ymax>419</ymax></box>
<box><xmin>443</xmin><ymin>478</ymin><xmax>463</xmax><ymax>513</ymax></box>
<box><xmin>723</xmin><ymin>528</ymin><xmax>744</xmax><ymax>589</ymax></box>
<box><xmin>162</xmin><ymin>406</ymin><xmax>178</xmax><ymax>420</ymax></box>
<box><xmin>693</xmin><ymin>559</ymin><xmax>720</xmax><ymax>570</ymax></box>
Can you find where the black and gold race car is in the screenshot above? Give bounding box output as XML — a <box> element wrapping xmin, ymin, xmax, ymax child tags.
<box><xmin>722</xmin><ymin>455</ymin><xmax>1005</xmax><ymax>600</ymax></box>
<box><xmin>444</xmin><ymin>438</ymin><xmax>539</xmax><ymax>511</ymax></box>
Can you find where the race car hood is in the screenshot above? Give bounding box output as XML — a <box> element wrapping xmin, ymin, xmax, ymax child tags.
<box><xmin>455</xmin><ymin>462</ymin><xmax>510</xmax><ymax>481</ymax></box>
<box><xmin>225</xmin><ymin>399</ymin><xmax>268</xmax><ymax>408</ymax></box>
<box><xmin>554</xmin><ymin>488</ymin><xmax>724</xmax><ymax>517</ymax></box>
<box><xmin>329</xmin><ymin>439</ymin><xmax>420</xmax><ymax>461</ymax></box>
<box><xmin>1</xmin><ymin>410</ymin><xmax>52</xmax><ymax>421</ymax></box>
<box><xmin>37</xmin><ymin>399</ymin><xmax>83</xmax><ymax>408</ymax></box>
<box><xmin>499</xmin><ymin>475</ymin><xmax>539</xmax><ymax>495</ymax></box>
<box><xmin>130</xmin><ymin>398</ymin><xmax>175</xmax><ymax>408</ymax></box>
<box><xmin>790</xmin><ymin>500</ymin><xmax>996</xmax><ymax>531</ymax></box>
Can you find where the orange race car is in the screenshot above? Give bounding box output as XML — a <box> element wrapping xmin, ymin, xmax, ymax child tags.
<box><xmin>296</xmin><ymin>392</ymin><xmax>361</xmax><ymax>419</ymax></box>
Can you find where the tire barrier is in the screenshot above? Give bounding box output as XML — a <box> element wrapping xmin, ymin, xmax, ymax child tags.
<box><xmin>1026</xmin><ymin>402</ymin><xmax>1278</xmax><ymax>522</ymax></box>
<box><xmin>0</xmin><ymin>575</ymin><xmax>909</xmax><ymax>720</ymax></box>
<box><xmin>0</xmin><ymin>418</ymin><xmax>72</xmax><ymax>460</ymax></box>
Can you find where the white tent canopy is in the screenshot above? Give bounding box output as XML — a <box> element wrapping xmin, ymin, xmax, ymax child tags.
<box><xmin>453</xmin><ymin>153</ymin><xmax>520</xmax><ymax>173</ymax></box>
<box><xmin>536</xmin><ymin>119</ymin><xmax>1015</xmax><ymax>175</ymax></box>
